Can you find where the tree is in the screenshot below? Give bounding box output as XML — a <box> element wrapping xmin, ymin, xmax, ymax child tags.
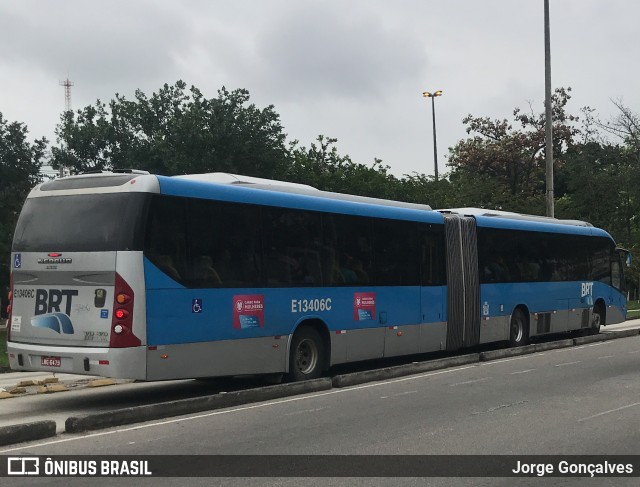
<box><xmin>598</xmin><ymin>99</ymin><xmax>640</xmax><ymax>163</ymax></box>
<box><xmin>447</xmin><ymin>87</ymin><xmax>578</xmax><ymax>213</ymax></box>
<box><xmin>284</xmin><ymin>135</ymin><xmax>404</xmax><ymax>200</ymax></box>
<box><xmin>52</xmin><ymin>81</ymin><xmax>289</xmax><ymax>178</ymax></box>
<box><xmin>0</xmin><ymin>112</ymin><xmax>46</xmax><ymax>316</ymax></box>
<box><xmin>557</xmin><ymin>142</ymin><xmax>638</xmax><ymax>241</ymax></box>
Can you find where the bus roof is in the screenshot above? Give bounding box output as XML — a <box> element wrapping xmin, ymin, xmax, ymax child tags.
<box><xmin>439</xmin><ymin>207</ymin><xmax>592</xmax><ymax>227</ymax></box>
<box><xmin>30</xmin><ymin>171</ymin><xmax>614</xmax><ymax>240</ymax></box>
<box><xmin>441</xmin><ymin>208</ymin><xmax>610</xmax><ymax>238</ymax></box>
<box><xmin>156</xmin><ymin>173</ymin><xmax>441</xmax><ymax>223</ymax></box>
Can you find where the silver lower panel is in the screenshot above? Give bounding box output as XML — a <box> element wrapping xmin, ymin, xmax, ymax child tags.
<box><xmin>7</xmin><ymin>342</ymin><xmax>147</xmax><ymax>380</ymax></box>
<box><xmin>146</xmin><ymin>336</ymin><xmax>288</xmax><ymax>380</ymax></box>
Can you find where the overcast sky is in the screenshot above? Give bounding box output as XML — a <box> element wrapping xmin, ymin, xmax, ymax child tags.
<box><xmin>1</xmin><ymin>0</ymin><xmax>638</xmax><ymax>178</ymax></box>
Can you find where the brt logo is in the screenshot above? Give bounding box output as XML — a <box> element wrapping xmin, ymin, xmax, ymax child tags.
<box><xmin>35</xmin><ymin>289</ymin><xmax>79</xmax><ymax>316</ymax></box>
<box><xmin>581</xmin><ymin>282</ymin><xmax>594</xmax><ymax>298</ymax></box>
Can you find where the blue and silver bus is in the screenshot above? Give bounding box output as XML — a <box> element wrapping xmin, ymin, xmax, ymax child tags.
<box><xmin>6</xmin><ymin>171</ymin><xmax>628</xmax><ymax>381</ymax></box>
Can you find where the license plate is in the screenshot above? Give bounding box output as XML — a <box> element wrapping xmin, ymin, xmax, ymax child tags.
<box><xmin>41</xmin><ymin>356</ymin><xmax>61</xmax><ymax>367</ymax></box>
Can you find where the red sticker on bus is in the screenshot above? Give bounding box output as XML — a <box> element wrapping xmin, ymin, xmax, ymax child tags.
<box><xmin>233</xmin><ymin>295</ymin><xmax>265</xmax><ymax>329</ymax></box>
<box><xmin>354</xmin><ymin>292</ymin><xmax>376</xmax><ymax>321</ymax></box>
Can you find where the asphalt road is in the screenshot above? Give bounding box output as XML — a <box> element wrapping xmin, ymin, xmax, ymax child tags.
<box><xmin>2</xmin><ymin>333</ymin><xmax>639</xmax><ymax>486</ymax></box>
<box><xmin>1</xmin><ymin>321</ymin><xmax>638</xmax><ymax>434</ymax></box>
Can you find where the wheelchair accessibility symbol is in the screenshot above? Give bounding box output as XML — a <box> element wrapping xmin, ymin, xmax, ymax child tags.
<box><xmin>192</xmin><ymin>299</ymin><xmax>203</xmax><ymax>314</ymax></box>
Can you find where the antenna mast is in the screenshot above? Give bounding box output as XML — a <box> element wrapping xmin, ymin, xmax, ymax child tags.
<box><xmin>60</xmin><ymin>77</ymin><xmax>74</xmax><ymax>112</ymax></box>
<box><xmin>58</xmin><ymin>77</ymin><xmax>74</xmax><ymax>177</ymax></box>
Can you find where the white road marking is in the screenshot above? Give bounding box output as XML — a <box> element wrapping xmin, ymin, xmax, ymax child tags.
<box><xmin>511</xmin><ymin>369</ymin><xmax>535</xmax><ymax>375</ymax></box>
<box><xmin>449</xmin><ymin>377</ymin><xmax>490</xmax><ymax>387</ymax></box>
<box><xmin>393</xmin><ymin>390</ymin><xmax>418</xmax><ymax>397</ymax></box>
<box><xmin>577</xmin><ymin>402</ymin><xmax>640</xmax><ymax>422</ymax></box>
<box><xmin>555</xmin><ymin>361</ymin><xmax>581</xmax><ymax>367</ymax></box>
<box><xmin>597</xmin><ymin>355</ymin><xmax>615</xmax><ymax>359</ymax></box>
<box><xmin>0</xmin><ymin>364</ymin><xmax>479</xmax><ymax>453</ymax></box>
<box><xmin>284</xmin><ymin>407</ymin><xmax>326</xmax><ymax>416</ymax></box>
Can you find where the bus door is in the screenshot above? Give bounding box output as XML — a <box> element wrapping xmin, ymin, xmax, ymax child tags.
<box><xmin>443</xmin><ymin>215</ymin><xmax>480</xmax><ymax>351</ymax></box>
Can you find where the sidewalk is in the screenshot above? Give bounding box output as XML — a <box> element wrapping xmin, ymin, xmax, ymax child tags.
<box><xmin>0</xmin><ymin>371</ymin><xmax>103</xmax><ymax>391</ymax></box>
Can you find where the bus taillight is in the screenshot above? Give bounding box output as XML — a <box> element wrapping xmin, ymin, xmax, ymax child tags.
<box><xmin>110</xmin><ymin>273</ymin><xmax>141</xmax><ymax>348</ymax></box>
<box><xmin>115</xmin><ymin>309</ymin><xmax>129</xmax><ymax>320</ymax></box>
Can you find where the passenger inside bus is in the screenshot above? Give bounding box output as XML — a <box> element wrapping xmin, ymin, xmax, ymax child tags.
<box><xmin>192</xmin><ymin>255</ymin><xmax>222</xmax><ymax>285</ymax></box>
<box><xmin>156</xmin><ymin>255</ymin><xmax>181</xmax><ymax>281</ymax></box>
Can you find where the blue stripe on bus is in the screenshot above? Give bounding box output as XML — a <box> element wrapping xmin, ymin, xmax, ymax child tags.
<box><xmin>155</xmin><ymin>176</ymin><xmax>445</xmax><ymax>224</ymax></box>
<box><xmin>144</xmin><ymin>257</ymin><xmax>444</xmax><ymax>345</ymax></box>
<box><xmin>145</xmin><ymin>285</ymin><xmax>430</xmax><ymax>346</ymax></box>
<box><xmin>156</xmin><ymin>176</ymin><xmax>615</xmax><ymax>241</ymax></box>
<box><xmin>480</xmin><ymin>281</ymin><xmax>612</xmax><ymax>317</ymax></box>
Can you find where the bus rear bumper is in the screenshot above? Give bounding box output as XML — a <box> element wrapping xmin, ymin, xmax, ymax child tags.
<box><xmin>7</xmin><ymin>342</ymin><xmax>147</xmax><ymax>380</ymax></box>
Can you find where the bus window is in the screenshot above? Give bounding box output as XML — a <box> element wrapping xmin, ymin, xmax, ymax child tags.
<box><xmin>374</xmin><ymin>219</ymin><xmax>420</xmax><ymax>286</ymax></box>
<box><xmin>145</xmin><ymin>195</ymin><xmax>187</xmax><ymax>281</ymax></box>
<box><xmin>263</xmin><ymin>208</ymin><xmax>322</xmax><ymax>287</ymax></box>
<box><xmin>611</xmin><ymin>256</ymin><xmax>624</xmax><ymax>291</ymax></box>
<box><xmin>186</xmin><ymin>198</ymin><xmax>262</xmax><ymax>288</ymax></box>
<box><xmin>323</xmin><ymin>214</ymin><xmax>374</xmax><ymax>286</ymax></box>
<box><xmin>13</xmin><ymin>193</ymin><xmax>147</xmax><ymax>252</ymax></box>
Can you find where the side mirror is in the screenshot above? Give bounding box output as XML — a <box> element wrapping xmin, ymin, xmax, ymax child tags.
<box><xmin>616</xmin><ymin>247</ymin><xmax>632</xmax><ymax>268</ymax></box>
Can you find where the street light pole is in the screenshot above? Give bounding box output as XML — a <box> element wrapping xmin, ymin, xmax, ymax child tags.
<box><xmin>423</xmin><ymin>90</ymin><xmax>443</xmax><ymax>181</ymax></box>
<box><xmin>544</xmin><ymin>0</ymin><xmax>554</xmax><ymax>217</ymax></box>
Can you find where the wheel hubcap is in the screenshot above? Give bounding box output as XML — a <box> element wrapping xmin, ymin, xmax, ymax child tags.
<box><xmin>512</xmin><ymin>318</ymin><xmax>523</xmax><ymax>342</ymax></box>
<box><xmin>592</xmin><ymin>312</ymin><xmax>601</xmax><ymax>328</ymax></box>
<box><xmin>295</xmin><ymin>338</ymin><xmax>318</xmax><ymax>374</ymax></box>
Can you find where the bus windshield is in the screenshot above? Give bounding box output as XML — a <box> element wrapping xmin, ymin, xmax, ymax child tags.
<box><xmin>12</xmin><ymin>193</ymin><xmax>149</xmax><ymax>252</ymax></box>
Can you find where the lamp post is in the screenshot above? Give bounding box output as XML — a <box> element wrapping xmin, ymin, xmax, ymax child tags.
<box><xmin>544</xmin><ymin>0</ymin><xmax>554</xmax><ymax>217</ymax></box>
<box><xmin>422</xmin><ymin>90</ymin><xmax>443</xmax><ymax>181</ymax></box>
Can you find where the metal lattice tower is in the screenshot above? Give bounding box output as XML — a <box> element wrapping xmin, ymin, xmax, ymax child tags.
<box><xmin>58</xmin><ymin>77</ymin><xmax>74</xmax><ymax>177</ymax></box>
<box><xmin>59</xmin><ymin>77</ymin><xmax>74</xmax><ymax>112</ymax></box>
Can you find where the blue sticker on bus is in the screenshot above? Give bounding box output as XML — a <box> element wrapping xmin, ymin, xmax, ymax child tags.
<box><xmin>100</xmin><ymin>309</ymin><xmax>109</xmax><ymax>319</ymax></box>
<box><xmin>31</xmin><ymin>313</ymin><xmax>75</xmax><ymax>334</ymax></box>
<box><xmin>238</xmin><ymin>315</ymin><xmax>260</xmax><ymax>328</ymax></box>
<box><xmin>14</xmin><ymin>254</ymin><xmax>21</xmax><ymax>269</ymax></box>
<box><xmin>192</xmin><ymin>299</ymin><xmax>203</xmax><ymax>313</ymax></box>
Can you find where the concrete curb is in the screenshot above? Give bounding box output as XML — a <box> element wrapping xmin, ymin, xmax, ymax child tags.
<box><xmin>479</xmin><ymin>330</ymin><xmax>639</xmax><ymax>361</ymax></box>
<box><xmin>65</xmin><ymin>377</ymin><xmax>332</xmax><ymax>433</ymax></box>
<box><xmin>479</xmin><ymin>344</ymin><xmax>537</xmax><ymax>362</ymax></box>
<box><xmin>534</xmin><ymin>338</ymin><xmax>575</xmax><ymax>352</ymax></box>
<box><xmin>0</xmin><ymin>420</ymin><xmax>57</xmax><ymax>446</ymax></box>
<box><xmin>331</xmin><ymin>354</ymin><xmax>480</xmax><ymax>388</ymax></box>
<box><xmin>574</xmin><ymin>328</ymin><xmax>640</xmax><ymax>345</ymax></box>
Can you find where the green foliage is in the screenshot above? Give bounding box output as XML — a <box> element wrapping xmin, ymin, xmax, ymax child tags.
<box><xmin>0</xmin><ymin>112</ymin><xmax>46</xmax><ymax>316</ymax></box>
<box><xmin>283</xmin><ymin>135</ymin><xmax>405</xmax><ymax>199</ymax></box>
<box><xmin>52</xmin><ymin>81</ymin><xmax>289</xmax><ymax>178</ymax></box>
<box><xmin>447</xmin><ymin>87</ymin><xmax>578</xmax><ymax>214</ymax></box>
<box><xmin>6</xmin><ymin>81</ymin><xmax>640</xmax><ymax>299</ymax></box>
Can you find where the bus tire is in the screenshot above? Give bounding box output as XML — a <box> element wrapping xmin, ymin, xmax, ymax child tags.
<box><xmin>288</xmin><ymin>326</ymin><xmax>325</xmax><ymax>382</ymax></box>
<box><xmin>590</xmin><ymin>302</ymin><xmax>605</xmax><ymax>335</ymax></box>
<box><xmin>509</xmin><ymin>308</ymin><xmax>529</xmax><ymax>347</ymax></box>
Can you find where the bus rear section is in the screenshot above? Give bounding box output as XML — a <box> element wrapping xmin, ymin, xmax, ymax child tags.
<box><xmin>7</xmin><ymin>177</ymin><xmax>153</xmax><ymax>379</ymax></box>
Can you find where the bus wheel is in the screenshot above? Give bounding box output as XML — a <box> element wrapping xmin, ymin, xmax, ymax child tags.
<box><xmin>288</xmin><ymin>326</ymin><xmax>324</xmax><ymax>382</ymax></box>
<box><xmin>509</xmin><ymin>309</ymin><xmax>529</xmax><ymax>347</ymax></box>
<box><xmin>590</xmin><ymin>303</ymin><xmax>605</xmax><ymax>335</ymax></box>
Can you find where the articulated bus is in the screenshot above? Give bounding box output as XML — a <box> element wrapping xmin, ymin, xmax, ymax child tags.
<box><xmin>6</xmin><ymin>171</ymin><xmax>628</xmax><ymax>381</ymax></box>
